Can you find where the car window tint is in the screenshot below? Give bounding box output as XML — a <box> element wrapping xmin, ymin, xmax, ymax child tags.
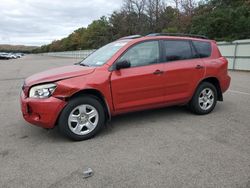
<box><xmin>193</xmin><ymin>41</ymin><xmax>211</xmax><ymax>58</ymax></box>
<box><xmin>164</xmin><ymin>40</ymin><xmax>193</xmax><ymax>62</ymax></box>
<box><xmin>119</xmin><ymin>41</ymin><xmax>159</xmax><ymax>67</ymax></box>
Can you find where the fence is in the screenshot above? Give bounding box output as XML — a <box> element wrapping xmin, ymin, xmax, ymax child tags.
<box><xmin>217</xmin><ymin>39</ymin><xmax>250</xmax><ymax>71</ymax></box>
<box><xmin>41</xmin><ymin>39</ymin><xmax>250</xmax><ymax>71</ymax></box>
<box><xmin>41</xmin><ymin>50</ymin><xmax>95</xmax><ymax>59</ymax></box>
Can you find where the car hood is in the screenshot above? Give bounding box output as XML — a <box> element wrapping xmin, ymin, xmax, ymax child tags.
<box><xmin>25</xmin><ymin>65</ymin><xmax>95</xmax><ymax>86</ymax></box>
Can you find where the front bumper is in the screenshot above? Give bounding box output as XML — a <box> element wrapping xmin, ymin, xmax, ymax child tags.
<box><xmin>20</xmin><ymin>91</ymin><xmax>66</xmax><ymax>128</ymax></box>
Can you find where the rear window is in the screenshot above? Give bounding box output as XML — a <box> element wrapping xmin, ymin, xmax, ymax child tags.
<box><xmin>192</xmin><ymin>41</ymin><xmax>211</xmax><ymax>58</ymax></box>
<box><xmin>164</xmin><ymin>40</ymin><xmax>193</xmax><ymax>62</ymax></box>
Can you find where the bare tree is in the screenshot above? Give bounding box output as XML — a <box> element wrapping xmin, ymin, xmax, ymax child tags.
<box><xmin>145</xmin><ymin>0</ymin><xmax>165</xmax><ymax>32</ymax></box>
<box><xmin>180</xmin><ymin>0</ymin><xmax>197</xmax><ymax>16</ymax></box>
<box><xmin>121</xmin><ymin>0</ymin><xmax>148</xmax><ymax>34</ymax></box>
<box><xmin>122</xmin><ymin>0</ymin><xmax>134</xmax><ymax>12</ymax></box>
<box><xmin>132</xmin><ymin>0</ymin><xmax>146</xmax><ymax>19</ymax></box>
<box><xmin>172</xmin><ymin>0</ymin><xmax>181</xmax><ymax>10</ymax></box>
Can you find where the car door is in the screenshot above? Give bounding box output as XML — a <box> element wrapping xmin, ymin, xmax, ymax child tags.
<box><xmin>110</xmin><ymin>40</ymin><xmax>165</xmax><ymax>111</ymax></box>
<box><xmin>162</xmin><ymin>40</ymin><xmax>205</xmax><ymax>103</ymax></box>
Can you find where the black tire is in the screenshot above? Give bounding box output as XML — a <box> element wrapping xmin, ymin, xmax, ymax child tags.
<box><xmin>189</xmin><ymin>82</ymin><xmax>218</xmax><ymax>115</ymax></box>
<box><xmin>58</xmin><ymin>95</ymin><xmax>106</xmax><ymax>141</ymax></box>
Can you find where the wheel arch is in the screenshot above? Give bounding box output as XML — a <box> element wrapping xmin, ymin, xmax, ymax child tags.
<box><xmin>198</xmin><ymin>77</ymin><xmax>223</xmax><ymax>101</ymax></box>
<box><xmin>67</xmin><ymin>89</ymin><xmax>111</xmax><ymax>121</ymax></box>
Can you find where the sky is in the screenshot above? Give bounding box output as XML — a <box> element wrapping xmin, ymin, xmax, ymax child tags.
<box><xmin>0</xmin><ymin>0</ymin><xmax>123</xmax><ymax>46</ymax></box>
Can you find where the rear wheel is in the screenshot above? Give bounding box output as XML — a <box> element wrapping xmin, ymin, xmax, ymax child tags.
<box><xmin>58</xmin><ymin>96</ymin><xmax>105</xmax><ymax>141</ymax></box>
<box><xmin>189</xmin><ymin>82</ymin><xmax>217</xmax><ymax>115</ymax></box>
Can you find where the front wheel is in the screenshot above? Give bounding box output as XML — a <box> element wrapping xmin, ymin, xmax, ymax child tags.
<box><xmin>58</xmin><ymin>96</ymin><xmax>105</xmax><ymax>141</ymax></box>
<box><xmin>189</xmin><ymin>82</ymin><xmax>217</xmax><ymax>115</ymax></box>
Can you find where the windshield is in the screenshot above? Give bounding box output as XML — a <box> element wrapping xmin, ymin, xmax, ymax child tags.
<box><xmin>80</xmin><ymin>40</ymin><xmax>129</xmax><ymax>67</ymax></box>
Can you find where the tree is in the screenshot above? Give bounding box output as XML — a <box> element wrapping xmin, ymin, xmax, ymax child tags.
<box><xmin>84</xmin><ymin>16</ymin><xmax>113</xmax><ymax>49</ymax></box>
<box><xmin>191</xmin><ymin>0</ymin><xmax>250</xmax><ymax>40</ymax></box>
<box><xmin>33</xmin><ymin>0</ymin><xmax>250</xmax><ymax>53</ymax></box>
<box><xmin>145</xmin><ymin>0</ymin><xmax>165</xmax><ymax>32</ymax></box>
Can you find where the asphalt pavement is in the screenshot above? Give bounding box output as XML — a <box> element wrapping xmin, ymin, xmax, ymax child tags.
<box><xmin>0</xmin><ymin>55</ymin><xmax>249</xmax><ymax>188</ymax></box>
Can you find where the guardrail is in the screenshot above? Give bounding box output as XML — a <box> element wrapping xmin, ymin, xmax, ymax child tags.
<box><xmin>41</xmin><ymin>39</ymin><xmax>250</xmax><ymax>71</ymax></box>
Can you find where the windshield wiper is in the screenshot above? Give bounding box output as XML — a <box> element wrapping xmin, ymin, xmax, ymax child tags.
<box><xmin>80</xmin><ymin>63</ymin><xmax>89</xmax><ymax>67</ymax></box>
<box><xmin>76</xmin><ymin>62</ymin><xmax>89</xmax><ymax>67</ymax></box>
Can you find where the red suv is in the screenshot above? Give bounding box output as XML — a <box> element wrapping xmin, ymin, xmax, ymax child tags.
<box><xmin>20</xmin><ymin>34</ymin><xmax>231</xmax><ymax>140</ymax></box>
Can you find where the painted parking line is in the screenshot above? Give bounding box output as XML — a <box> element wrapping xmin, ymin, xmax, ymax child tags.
<box><xmin>229</xmin><ymin>90</ymin><xmax>250</xmax><ymax>96</ymax></box>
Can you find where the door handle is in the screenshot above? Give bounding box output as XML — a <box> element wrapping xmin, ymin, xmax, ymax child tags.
<box><xmin>195</xmin><ymin>65</ymin><xmax>204</xmax><ymax>69</ymax></box>
<box><xmin>153</xmin><ymin>70</ymin><xmax>164</xmax><ymax>75</ymax></box>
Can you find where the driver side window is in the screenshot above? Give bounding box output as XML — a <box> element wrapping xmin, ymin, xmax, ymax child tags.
<box><xmin>119</xmin><ymin>41</ymin><xmax>159</xmax><ymax>68</ymax></box>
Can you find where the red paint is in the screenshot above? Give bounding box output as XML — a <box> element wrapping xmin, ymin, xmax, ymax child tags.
<box><xmin>20</xmin><ymin>36</ymin><xmax>231</xmax><ymax>128</ymax></box>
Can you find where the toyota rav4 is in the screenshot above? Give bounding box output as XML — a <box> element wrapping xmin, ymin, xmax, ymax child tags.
<box><xmin>20</xmin><ymin>34</ymin><xmax>231</xmax><ymax>140</ymax></box>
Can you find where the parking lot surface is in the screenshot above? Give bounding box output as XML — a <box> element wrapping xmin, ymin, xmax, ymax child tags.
<box><xmin>0</xmin><ymin>55</ymin><xmax>249</xmax><ymax>188</ymax></box>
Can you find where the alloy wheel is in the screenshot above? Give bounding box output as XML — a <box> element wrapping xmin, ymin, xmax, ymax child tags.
<box><xmin>198</xmin><ymin>88</ymin><xmax>215</xmax><ymax>110</ymax></box>
<box><xmin>68</xmin><ymin>104</ymin><xmax>99</xmax><ymax>135</ymax></box>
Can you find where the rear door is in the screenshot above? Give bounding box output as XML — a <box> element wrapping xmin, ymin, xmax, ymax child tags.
<box><xmin>110</xmin><ymin>40</ymin><xmax>165</xmax><ymax>110</ymax></box>
<box><xmin>162</xmin><ymin>40</ymin><xmax>205</xmax><ymax>103</ymax></box>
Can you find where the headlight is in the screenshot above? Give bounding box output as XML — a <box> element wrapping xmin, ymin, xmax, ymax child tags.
<box><xmin>29</xmin><ymin>83</ymin><xmax>56</xmax><ymax>98</ymax></box>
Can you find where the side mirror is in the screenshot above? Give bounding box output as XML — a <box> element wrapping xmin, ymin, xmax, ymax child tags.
<box><xmin>116</xmin><ymin>60</ymin><xmax>131</xmax><ymax>70</ymax></box>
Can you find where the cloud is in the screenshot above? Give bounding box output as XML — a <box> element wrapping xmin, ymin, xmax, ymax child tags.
<box><xmin>0</xmin><ymin>0</ymin><xmax>123</xmax><ymax>46</ymax></box>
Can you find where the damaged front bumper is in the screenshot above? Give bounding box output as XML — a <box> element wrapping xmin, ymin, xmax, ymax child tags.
<box><xmin>20</xmin><ymin>91</ymin><xmax>67</xmax><ymax>128</ymax></box>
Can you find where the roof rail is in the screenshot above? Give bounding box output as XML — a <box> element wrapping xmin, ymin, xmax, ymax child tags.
<box><xmin>147</xmin><ymin>33</ymin><xmax>209</xmax><ymax>39</ymax></box>
<box><xmin>118</xmin><ymin>35</ymin><xmax>142</xmax><ymax>40</ymax></box>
